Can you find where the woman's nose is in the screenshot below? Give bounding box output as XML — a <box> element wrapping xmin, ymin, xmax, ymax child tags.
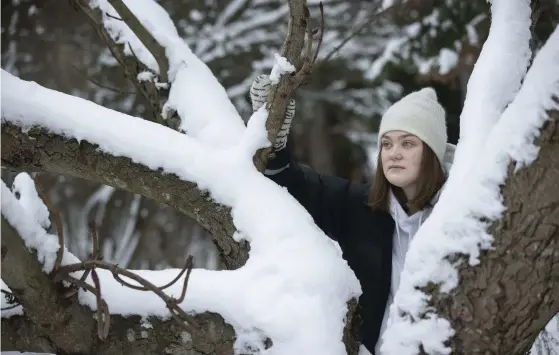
<box><xmin>389</xmin><ymin>147</ymin><xmax>402</xmax><ymax>160</ymax></box>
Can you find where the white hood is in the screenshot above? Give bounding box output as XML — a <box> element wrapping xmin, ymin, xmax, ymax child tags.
<box><xmin>371</xmin><ymin>143</ymin><xmax>456</xmax><ymax>355</ymax></box>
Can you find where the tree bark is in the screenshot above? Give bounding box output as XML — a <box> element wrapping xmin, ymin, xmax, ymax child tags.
<box><xmin>1</xmin><ymin>216</ymin><xmax>236</xmax><ymax>355</ymax></box>
<box><xmin>425</xmin><ymin>108</ymin><xmax>559</xmax><ymax>354</ymax></box>
<box><xmin>2</xmin><ymin>313</ymin><xmax>236</xmax><ymax>355</ymax></box>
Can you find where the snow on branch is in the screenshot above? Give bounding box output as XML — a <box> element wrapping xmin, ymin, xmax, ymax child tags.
<box><xmin>79</xmin><ymin>0</ymin><xmax>247</xmax><ymax>142</ymax></box>
<box><xmin>79</xmin><ymin>0</ymin><xmax>325</xmax><ymax>175</ymax></box>
<box><xmin>72</xmin><ymin>0</ymin><xmax>180</xmax><ymax>129</ymax></box>
<box><xmin>1</xmin><ymin>113</ymin><xmax>248</xmax><ymax>269</ymax></box>
<box><xmin>380</xmin><ymin>7</ymin><xmax>559</xmax><ymax>355</ymax></box>
<box><xmin>451</xmin><ymin>0</ymin><xmax>532</xmax><ymax>180</ymax></box>
<box><xmin>1</xmin><ymin>56</ymin><xmax>360</xmax><ymax>353</ymax></box>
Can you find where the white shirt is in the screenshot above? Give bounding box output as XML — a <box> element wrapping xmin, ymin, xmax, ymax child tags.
<box><xmin>373</xmin><ymin>190</ymin><xmax>434</xmax><ymax>354</ymax></box>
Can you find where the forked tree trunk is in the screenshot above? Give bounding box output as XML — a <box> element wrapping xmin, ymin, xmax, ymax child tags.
<box><xmin>423</xmin><ymin>109</ymin><xmax>559</xmax><ymax>354</ymax></box>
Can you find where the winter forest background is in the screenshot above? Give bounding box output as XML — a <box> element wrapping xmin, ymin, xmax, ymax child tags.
<box><xmin>1</xmin><ymin>0</ymin><xmax>558</xmax><ymax>354</ymax></box>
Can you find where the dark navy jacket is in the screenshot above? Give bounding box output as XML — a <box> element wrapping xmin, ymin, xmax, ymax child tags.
<box><xmin>264</xmin><ymin>145</ymin><xmax>395</xmax><ymax>353</ymax></box>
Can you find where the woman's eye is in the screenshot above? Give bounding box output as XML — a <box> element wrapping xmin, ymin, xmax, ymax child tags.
<box><xmin>403</xmin><ymin>141</ymin><xmax>413</xmax><ymax>147</ymax></box>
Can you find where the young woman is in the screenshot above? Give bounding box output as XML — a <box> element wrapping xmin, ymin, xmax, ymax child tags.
<box><xmin>250</xmin><ymin>75</ymin><xmax>455</xmax><ymax>355</ymax></box>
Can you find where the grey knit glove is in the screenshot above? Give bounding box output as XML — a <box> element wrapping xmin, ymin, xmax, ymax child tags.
<box><xmin>249</xmin><ymin>74</ymin><xmax>295</xmax><ymax>151</ymax></box>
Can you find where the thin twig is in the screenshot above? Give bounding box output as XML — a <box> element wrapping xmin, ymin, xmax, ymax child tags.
<box><xmin>34</xmin><ymin>180</ymin><xmax>64</xmax><ymax>273</ymax></box>
<box><xmin>89</xmin><ymin>221</ymin><xmax>101</xmax><ymax>259</ymax></box>
<box><xmin>57</xmin><ymin>260</ymin><xmax>200</xmax><ymax>335</ymax></box>
<box><xmin>293</xmin><ymin>3</ymin><xmax>325</xmax><ymax>83</ymax></box>
<box><xmin>158</xmin><ymin>256</ymin><xmax>193</xmax><ymax>293</ymax></box>
<box><xmin>71</xmin><ymin>64</ymin><xmax>136</xmax><ymax>94</ymax></box>
<box><xmin>59</xmin><ymin>221</ymin><xmax>101</xmax><ymax>298</ymax></box>
<box><xmin>311</xmin><ymin>3</ymin><xmax>325</xmax><ymax>66</ymax></box>
<box><xmin>303</xmin><ymin>5</ymin><xmax>313</xmax><ymax>66</ymax></box>
<box><xmin>108</xmin><ymin>0</ymin><xmax>169</xmax><ymax>82</ymax></box>
<box><xmin>62</xmin><ymin>274</ymin><xmax>110</xmax><ymax>339</ymax></box>
<box><xmin>321</xmin><ymin>2</ymin><xmax>394</xmax><ymax>63</ymax></box>
<box><xmin>91</xmin><ymin>269</ymin><xmax>110</xmax><ymax>340</ymax></box>
<box><xmin>171</xmin><ymin>255</ymin><xmax>194</xmax><ymax>304</ymax></box>
<box><xmin>63</xmin><ymin>274</ymin><xmax>97</xmax><ymax>294</ymax></box>
<box><xmin>105</xmin><ymin>12</ymin><xmax>123</xmax><ymax>21</ymax></box>
<box><xmin>112</xmin><ymin>255</ymin><xmax>193</xmax><ymax>293</ymax></box>
<box><xmin>73</xmin><ymin>0</ymin><xmax>180</xmax><ymax>130</ymax></box>
<box><xmin>111</xmin><ymin>270</ymin><xmax>148</xmax><ymax>291</ymax></box>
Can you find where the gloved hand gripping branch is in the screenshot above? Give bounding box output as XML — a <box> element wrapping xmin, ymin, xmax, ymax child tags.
<box><xmin>249</xmin><ymin>74</ymin><xmax>295</xmax><ymax>152</ymax></box>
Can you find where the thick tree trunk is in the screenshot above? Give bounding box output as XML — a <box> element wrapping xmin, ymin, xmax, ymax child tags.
<box><xmin>2</xmin><ymin>314</ymin><xmax>235</xmax><ymax>355</ymax></box>
<box><xmin>425</xmin><ymin>109</ymin><xmax>559</xmax><ymax>354</ymax></box>
<box><xmin>1</xmin><ymin>216</ymin><xmax>236</xmax><ymax>355</ymax></box>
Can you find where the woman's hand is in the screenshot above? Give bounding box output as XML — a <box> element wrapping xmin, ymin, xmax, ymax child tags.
<box><xmin>250</xmin><ymin>74</ymin><xmax>296</xmax><ymax>151</ymax></box>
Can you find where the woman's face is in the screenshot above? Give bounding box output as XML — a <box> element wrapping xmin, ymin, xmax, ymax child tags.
<box><xmin>380</xmin><ymin>130</ymin><xmax>423</xmax><ymax>197</ymax></box>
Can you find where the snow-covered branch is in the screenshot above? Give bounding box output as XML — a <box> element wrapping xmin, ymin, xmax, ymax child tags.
<box><xmin>1</xmin><ymin>108</ymin><xmax>247</xmax><ymax>270</ymax></box>
<box><xmin>452</xmin><ymin>0</ymin><xmax>532</xmax><ymax>180</ymax></box>
<box><xmin>1</xmin><ymin>55</ymin><xmax>360</xmax><ymax>353</ymax></box>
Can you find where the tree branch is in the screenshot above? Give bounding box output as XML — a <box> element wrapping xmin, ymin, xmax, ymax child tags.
<box><xmin>2</xmin><ymin>312</ymin><xmax>236</xmax><ymax>355</ymax></box>
<box><xmin>70</xmin><ymin>0</ymin><xmax>180</xmax><ymax>130</ymax></box>
<box><xmin>1</xmin><ymin>122</ymin><xmax>249</xmax><ymax>271</ymax></box>
<box><xmin>1</xmin><ymin>216</ymin><xmax>96</xmax><ymax>353</ymax></box>
<box><xmin>425</xmin><ymin>107</ymin><xmax>559</xmax><ymax>353</ymax></box>
<box><xmin>1</xmin><ymin>214</ymin><xmax>236</xmax><ymax>355</ymax></box>
<box><xmin>252</xmin><ymin>0</ymin><xmax>325</xmax><ymax>172</ymax></box>
<box><xmin>107</xmin><ymin>0</ymin><xmax>169</xmax><ymax>83</ymax></box>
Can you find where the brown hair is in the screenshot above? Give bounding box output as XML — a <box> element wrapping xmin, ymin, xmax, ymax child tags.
<box><xmin>368</xmin><ymin>142</ymin><xmax>446</xmax><ymax>214</ymax></box>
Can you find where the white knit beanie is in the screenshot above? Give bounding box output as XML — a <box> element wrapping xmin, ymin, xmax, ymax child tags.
<box><xmin>377</xmin><ymin>87</ymin><xmax>448</xmax><ymax>164</ymax></box>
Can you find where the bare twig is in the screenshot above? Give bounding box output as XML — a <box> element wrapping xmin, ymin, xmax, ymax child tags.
<box><xmin>105</xmin><ymin>12</ymin><xmax>122</xmax><ymax>21</ymax></box>
<box><xmin>70</xmin><ymin>64</ymin><xmax>136</xmax><ymax>94</ymax></box>
<box><xmin>57</xmin><ymin>259</ymin><xmax>200</xmax><ymax>335</ymax></box>
<box><xmin>71</xmin><ymin>0</ymin><xmax>181</xmax><ymax>130</ymax></box>
<box><xmin>321</xmin><ymin>2</ymin><xmax>396</xmax><ymax>63</ymax></box>
<box><xmin>89</xmin><ymin>221</ymin><xmax>101</xmax><ymax>259</ymax></box>
<box><xmin>108</xmin><ymin>255</ymin><xmax>193</xmax><ymax>293</ymax></box>
<box><xmin>34</xmin><ymin>180</ymin><xmax>64</xmax><ymax>273</ymax></box>
<box><xmin>294</xmin><ymin>2</ymin><xmax>324</xmax><ymax>79</ymax></box>
<box><xmin>170</xmin><ymin>255</ymin><xmax>194</xmax><ymax>304</ymax></box>
<box><xmin>303</xmin><ymin>5</ymin><xmax>313</xmax><ymax>66</ymax></box>
<box><xmin>61</xmin><ymin>221</ymin><xmax>100</xmax><ymax>298</ymax></box>
<box><xmin>160</xmin><ymin>255</ymin><xmax>193</xmax><ymax>294</ymax></box>
<box><xmin>311</xmin><ymin>4</ymin><xmax>325</xmax><ymax>66</ymax></box>
<box><xmin>91</xmin><ymin>269</ymin><xmax>110</xmax><ymax>340</ymax></box>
